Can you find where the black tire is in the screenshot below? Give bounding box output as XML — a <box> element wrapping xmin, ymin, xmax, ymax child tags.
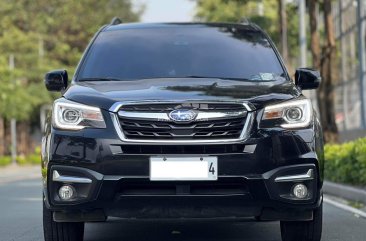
<box><xmin>280</xmin><ymin>202</ymin><xmax>323</xmax><ymax>241</ymax></box>
<box><xmin>43</xmin><ymin>202</ymin><xmax>85</xmax><ymax>241</ymax></box>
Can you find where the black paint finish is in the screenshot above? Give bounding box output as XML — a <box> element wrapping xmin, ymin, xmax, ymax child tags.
<box><xmin>42</xmin><ymin>22</ymin><xmax>324</xmax><ymax>222</ymax></box>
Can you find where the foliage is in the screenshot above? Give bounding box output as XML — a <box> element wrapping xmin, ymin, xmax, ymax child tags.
<box><xmin>0</xmin><ymin>146</ymin><xmax>41</xmax><ymax>166</ymax></box>
<box><xmin>0</xmin><ymin>69</ymin><xmax>51</xmax><ymax>120</ymax></box>
<box><xmin>325</xmin><ymin>138</ymin><xmax>366</xmax><ymax>186</ymax></box>
<box><xmin>0</xmin><ymin>0</ymin><xmax>143</xmax><ymax>121</ymax></box>
<box><xmin>16</xmin><ymin>146</ymin><xmax>42</xmax><ymax>165</ymax></box>
<box><xmin>196</xmin><ymin>0</ymin><xmax>250</xmax><ymax>22</ymax></box>
<box><xmin>16</xmin><ymin>154</ymin><xmax>41</xmax><ymax>165</ymax></box>
<box><xmin>0</xmin><ymin>156</ymin><xmax>12</xmax><ymax>166</ymax></box>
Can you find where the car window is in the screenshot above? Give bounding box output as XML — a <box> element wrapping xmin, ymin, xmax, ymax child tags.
<box><xmin>78</xmin><ymin>25</ymin><xmax>285</xmax><ymax>81</ymax></box>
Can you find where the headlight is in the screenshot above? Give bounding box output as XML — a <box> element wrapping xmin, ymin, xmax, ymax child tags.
<box><xmin>261</xmin><ymin>99</ymin><xmax>312</xmax><ymax>129</ymax></box>
<box><xmin>53</xmin><ymin>99</ymin><xmax>106</xmax><ymax>130</ymax></box>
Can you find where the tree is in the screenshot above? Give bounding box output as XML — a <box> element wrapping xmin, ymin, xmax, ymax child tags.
<box><xmin>314</xmin><ymin>0</ymin><xmax>339</xmax><ymax>143</ymax></box>
<box><xmin>0</xmin><ymin>117</ymin><xmax>3</xmax><ymax>155</ymax></box>
<box><xmin>0</xmin><ymin>0</ymin><xmax>143</xmax><ymax>155</ymax></box>
<box><xmin>278</xmin><ymin>0</ymin><xmax>288</xmax><ymax>63</ymax></box>
<box><xmin>196</xmin><ymin>0</ymin><xmax>250</xmax><ymax>22</ymax></box>
<box><xmin>0</xmin><ymin>0</ymin><xmax>143</xmax><ymax>67</ymax></box>
<box><xmin>309</xmin><ymin>0</ymin><xmax>321</xmax><ymax>70</ymax></box>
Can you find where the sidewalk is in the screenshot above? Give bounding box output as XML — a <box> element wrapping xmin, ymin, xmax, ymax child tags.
<box><xmin>0</xmin><ymin>164</ymin><xmax>41</xmax><ymax>184</ymax></box>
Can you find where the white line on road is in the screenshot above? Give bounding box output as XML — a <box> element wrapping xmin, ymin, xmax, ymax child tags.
<box><xmin>12</xmin><ymin>197</ymin><xmax>43</xmax><ymax>202</ymax></box>
<box><xmin>324</xmin><ymin>197</ymin><xmax>366</xmax><ymax>219</ymax></box>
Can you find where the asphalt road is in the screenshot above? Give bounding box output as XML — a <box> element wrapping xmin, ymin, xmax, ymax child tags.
<box><xmin>1</xmin><ymin>178</ymin><xmax>366</xmax><ymax>241</ymax></box>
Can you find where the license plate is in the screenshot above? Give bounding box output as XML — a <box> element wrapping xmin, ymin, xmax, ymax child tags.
<box><xmin>150</xmin><ymin>156</ymin><xmax>218</xmax><ymax>181</ymax></box>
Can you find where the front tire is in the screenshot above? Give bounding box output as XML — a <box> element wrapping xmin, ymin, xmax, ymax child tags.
<box><xmin>43</xmin><ymin>202</ymin><xmax>85</xmax><ymax>241</ymax></box>
<box><xmin>280</xmin><ymin>202</ymin><xmax>322</xmax><ymax>241</ymax></box>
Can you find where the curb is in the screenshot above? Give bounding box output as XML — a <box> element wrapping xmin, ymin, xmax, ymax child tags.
<box><xmin>323</xmin><ymin>181</ymin><xmax>366</xmax><ymax>204</ymax></box>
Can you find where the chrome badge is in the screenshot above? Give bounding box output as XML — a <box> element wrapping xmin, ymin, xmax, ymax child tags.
<box><xmin>169</xmin><ymin>109</ymin><xmax>197</xmax><ymax>122</ymax></box>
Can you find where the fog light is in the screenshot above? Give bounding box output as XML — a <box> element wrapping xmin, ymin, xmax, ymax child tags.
<box><xmin>59</xmin><ymin>185</ymin><xmax>75</xmax><ymax>201</ymax></box>
<box><xmin>292</xmin><ymin>183</ymin><xmax>308</xmax><ymax>199</ymax></box>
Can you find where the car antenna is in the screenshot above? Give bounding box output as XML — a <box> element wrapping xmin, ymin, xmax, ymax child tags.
<box><xmin>110</xmin><ymin>17</ymin><xmax>122</xmax><ymax>25</ymax></box>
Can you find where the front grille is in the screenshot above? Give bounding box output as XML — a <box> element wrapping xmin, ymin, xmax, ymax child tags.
<box><xmin>120</xmin><ymin>118</ymin><xmax>245</xmax><ymax>140</ymax></box>
<box><xmin>117</xmin><ymin>102</ymin><xmax>249</xmax><ymax>141</ymax></box>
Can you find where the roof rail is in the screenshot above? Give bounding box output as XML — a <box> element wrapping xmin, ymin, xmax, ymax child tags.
<box><xmin>249</xmin><ymin>22</ymin><xmax>262</xmax><ymax>31</ymax></box>
<box><xmin>239</xmin><ymin>18</ymin><xmax>250</xmax><ymax>25</ymax></box>
<box><xmin>110</xmin><ymin>17</ymin><xmax>122</xmax><ymax>25</ymax></box>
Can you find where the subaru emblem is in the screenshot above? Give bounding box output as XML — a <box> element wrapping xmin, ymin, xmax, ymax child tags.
<box><xmin>169</xmin><ymin>109</ymin><xmax>197</xmax><ymax>122</ymax></box>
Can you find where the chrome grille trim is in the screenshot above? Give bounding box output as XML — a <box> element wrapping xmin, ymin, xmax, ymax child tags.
<box><xmin>118</xmin><ymin>111</ymin><xmax>170</xmax><ymax>121</ymax></box>
<box><xmin>119</xmin><ymin>119</ymin><xmax>245</xmax><ymax>129</ymax></box>
<box><xmin>117</xmin><ymin>110</ymin><xmax>247</xmax><ymax>121</ymax></box>
<box><xmin>110</xmin><ymin>101</ymin><xmax>254</xmax><ymax>144</ymax></box>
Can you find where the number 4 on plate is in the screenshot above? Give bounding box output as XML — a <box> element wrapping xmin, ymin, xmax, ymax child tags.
<box><xmin>209</xmin><ymin>162</ymin><xmax>215</xmax><ymax>175</ymax></box>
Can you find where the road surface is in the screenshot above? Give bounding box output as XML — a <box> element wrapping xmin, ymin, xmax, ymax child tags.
<box><xmin>0</xmin><ymin>178</ymin><xmax>365</xmax><ymax>241</ymax></box>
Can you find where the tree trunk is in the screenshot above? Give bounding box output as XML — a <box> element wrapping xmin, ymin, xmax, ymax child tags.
<box><xmin>0</xmin><ymin>117</ymin><xmax>4</xmax><ymax>156</ymax></box>
<box><xmin>17</xmin><ymin>121</ymin><xmax>32</xmax><ymax>155</ymax></box>
<box><xmin>278</xmin><ymin>0</ymin><xmax>288</xmax><ymax>63</ymax></box>
<box><xmin>5</xmin><ymin>122</ymin><xmax>11</xmax><ymax>156</ymax></box>
<box><xmin>317</xmin><ymin>0</ymin><xmax>339</xmax><ymax>143</ymax></box>
<box><xmin>309</xmin><ymin>0</ymin><xmax>321</xmax><ymax>69</ymax></box>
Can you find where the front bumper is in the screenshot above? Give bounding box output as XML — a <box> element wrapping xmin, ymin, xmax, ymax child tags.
<box><xmin>42</xmin><ymin>115</ymin><xmax>324</xmax><ymax>221</ymax></box>
<box><xmin>45</xmin><ymin>163</ymin><xmax>321</xmax><ymax>221</ymax></box>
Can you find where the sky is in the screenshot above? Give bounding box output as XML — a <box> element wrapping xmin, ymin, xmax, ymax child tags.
<box><xmin>134</xmin><ymin>0</ymin><xmax>196</xmax><ymax>22</ymax></box>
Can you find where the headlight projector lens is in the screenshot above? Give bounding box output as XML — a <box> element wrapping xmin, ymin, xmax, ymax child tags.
<box><xmin>292</xmin><ymin>183</ymin><xmax>308</xmax><ymax>199</ymax></box>
<box><xmin>62</xmin><ymin>109</ymin><xmax>80</xmax><ymax>123</ymax></box>
<box><xmin>59</xmin><ymin>185</ymin><xmax>75</xmax><ymax>201</ymax></box>
<box><xmin>286</xmin><ymin>107</ymin><xmax>303</xmax><ymax>121</ymax></box>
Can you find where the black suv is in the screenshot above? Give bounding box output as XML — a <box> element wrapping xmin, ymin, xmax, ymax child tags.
<box><xmin>42</xmin><ymin>20</ymin><xmax>324</xmax><ymax>241</ymax></box>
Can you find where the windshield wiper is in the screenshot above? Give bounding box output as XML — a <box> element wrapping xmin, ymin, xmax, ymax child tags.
<box><xmin>181</xmin><ymin>75</ymin><xmax>253</xmax><ymax>81</ymax></box>
<box><xmin>78</xmin><ymin>77</ymin><xmax>126</xmax><ymax>82</ymax></box>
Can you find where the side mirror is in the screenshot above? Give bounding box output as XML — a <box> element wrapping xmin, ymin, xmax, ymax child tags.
<box><xmin>295</xmin><ymin>68</ymin><xmax>321</xmax><ymax>90</ymax></box>
<box><xmin>44</xmin><ymin>70</ymin><xmax>68</xmax><ymax>92</ymax></box>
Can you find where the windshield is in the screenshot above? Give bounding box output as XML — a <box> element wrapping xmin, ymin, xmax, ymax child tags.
<box><xmin>78</xmin><ymin>25</ymin><xmax>285</xmax><ymax>81</ymax></box>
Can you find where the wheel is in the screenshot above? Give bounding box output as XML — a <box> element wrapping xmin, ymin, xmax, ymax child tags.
<box><xmin>280</xmin><ymin>202</ymin><xmax>322</xmax><ymax>241</ymax></box>
<box><xmin>43</xmin><ymin>202</ymin><xmax>85</xmax><ymax>241</ymax></box>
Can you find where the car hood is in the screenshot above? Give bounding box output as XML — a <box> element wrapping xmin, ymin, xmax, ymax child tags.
<box><xmin>63</xmin><ymin>78</ymin><xmax>301</xmax><ymax>111</ymax></box>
